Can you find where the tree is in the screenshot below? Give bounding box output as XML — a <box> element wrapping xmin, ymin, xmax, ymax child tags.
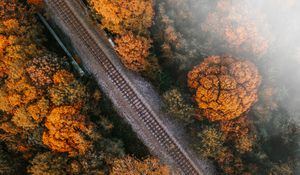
<box><xmin>0</xmin><ymin>1</ymin><xmax>29</xmax><ymax>21</ymax></box>
<box><xmin>27</xmin><ymin>0</ymin><xmax>44</xmax><ymax>7</ymax></box>
<box><xmin>0</xmin><ymin>145</ymin><xmax>26</xmax><ymax>175</ymax></box>
<box><xmin>215</xmin><ymin>148</ymin><xmax>250</xmax><ymax>175</ymax></box>
<box><xmin>152</xmin><ymin>0</ymin><xmax>208</xmax><ymax>71</ymax></box>
<box><xmin>162</xmin><ymin>88</ymin><xmax>196</xmax><ymax>123</ymax></box>
<box><xmin>115</xmin><ymin>32</ymin><xmax>152</xmax><ymax>72</ymax></box>
<box><xmin>220</xmin><ymin>116</ymin><xmax>256</xmax><ymax>153</ymax></box>
<box><xmin>194</xmin><ymin>126</ymin><xmax>227</xmax><ymax>159</ymax></box>
<box><xmin>49</xmin><ymin>70</ymin><xmax>86</xmax><ymax>106</ymax></box>
<box><xmin>269</xmin><ymin>162</ymin><xmax>294</xmax><ymax>175</ymax></box>
<box><xmin>110</xmin><ymin>156</ymin><xmax>170</xmax><ymax>175</ymax></box>
<box><xmin>88</xmin><ymin>0</ymin><xmax>154</xmax><ymax>34</ymax></box>
<box><xmin>187</xmin><ymin>55</ymin><xmax>261</xmax><ymax>121</ymax></box>
<box><xmin>26</xmin><ymin>55</ymin><xmax>62</xmax><ymax>87</ymax></box>
<box><xmin>11</xmin><ymin>107</ymin><xmax>37</xmax><ymax>130</ymax></box>
<box><xmin>42</xmin><ymin>106</ymin><xmax>94</xmax><ymax>156</ymax></box>
<box><xmin>27</xmin><ymin>97</ymin><xmax>50</xmax><ymax>123</ymax></box>
<box><xmin>0</xmin><ymin>2</ymin><xmax>50</xmax><ymax>157</ymax></box>
<box><xmin>193</xmin><ymin>125</ymin><xmax>256</xmax><ymax>174</ymax></box>
<box><xmin>27</xmin><ymin>152</ymin><xmax>70</xmax><ymax>175</ymax></box>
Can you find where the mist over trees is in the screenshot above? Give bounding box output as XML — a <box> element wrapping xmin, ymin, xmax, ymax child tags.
<box><xmin>0</xmin><ymin>0</ymin><xmax>299</xmax><ymax>174</ymax></box>
<box><xmin>150</xmin><ymin>0</ymin><xmax>300</xmax><ymax>174</ymax></box>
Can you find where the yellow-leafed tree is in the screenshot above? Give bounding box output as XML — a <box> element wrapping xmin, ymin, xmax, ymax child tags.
<box><xmin>110</xmin><ymin>156</ymin><xmax>170</xmax><ymax>175</ymax></box>
<box><xmin>115</xmin><ymin>32</ymin><xmax>152</xmax><ymax>72</ymax></box>
<box><xmin>42</xmin><ymin>106</ymin><xmax>95</xmax><ymax>156</ymax></box>
<box><xmin>89</xmin><ymin>0</ymin><xmax>154</xmax><ymax>34</ymax></box>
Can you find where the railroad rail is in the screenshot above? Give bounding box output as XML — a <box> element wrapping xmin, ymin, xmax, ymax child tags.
<box><xmin>45</xmin><ymin>0</ymin><xmax>207</xmax><ymax>174</ymax></box>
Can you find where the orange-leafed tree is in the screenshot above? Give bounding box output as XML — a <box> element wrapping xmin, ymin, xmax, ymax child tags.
<box><xmin>220</xmin><ymin>116</ymin><xmax>253</xmax><ymax>139</ymax></box>
<box><xmin>42</xmin><ymin>106</ymin><xmax>94</xmax><ymax>156</ymax></box>
<box><xmin>115</xmin><ymin>32</ymin><xmax>152</xmax><ymax>72</ymax></box>
<box><xmin>89</xmin><ymin>0</ymin><xmax>154</xmax><ymax>34</ymax></box>
<box><xmin>220</xmin><ymin>116</ymin><xmax>256</xmax><ymax>153</ymax></box>
<box><xmin>27</xmin><ymin>0</ymin><xmax>44</xmax><ymax>7</ymax></box>
<box><xmin>0</xmin><ymin>4</ymin><xmax>122</xmax><ymax>172</ymax></box>
<box><xmin>187</xmin><ymin>55</ymin><xmax>261</xmax><ymax>121</ymax></box>
<box><xmin>110</xmin><ymin>156</ymin><xmax>170</xmax><ymax>175</ymax></box>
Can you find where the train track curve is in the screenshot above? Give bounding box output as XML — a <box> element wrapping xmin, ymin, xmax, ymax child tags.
<box><xmin>44</xmin><ymin>0</ymin><xmax>210</xmax><ymax>174</ymax></box>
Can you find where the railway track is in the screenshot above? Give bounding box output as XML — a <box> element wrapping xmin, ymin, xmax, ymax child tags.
<box><xmin>45</xmin><ymin>0</ymin><xmax>205</xmax><ymax>174</ymax></box>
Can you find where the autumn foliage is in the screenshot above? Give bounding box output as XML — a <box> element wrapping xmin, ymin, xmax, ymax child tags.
<box><xmin>162</xmin><ymin>88</ymin><xmax>196</xmax><ymax>123</ymax></box>
<box><xmin>42</xmin><ymin>106</ymin><xmax>94</xmax><ymax>156</ymax></box>
<box><xmin>194</xmin><ymin>123</ymin><xmax>257</xmax><ymax>174</ymax></box>
<box><xmin>187</xmin><ymin>55</ymin><xmax>261</xmax><ymax>121</ymax></box>
<box><xmin>49</xmin><ymin>70</ymin><xmax>86</xmax><ymax>106</ymax></box>
<box><xmin>89</xmin><ymin>0</ymin><xmax>154</xmax><ymax>34</ymax></box>
<box><xmin>88</xmin><ymin>0</ymin><xmax>156</xmax><ymax>73</ymax></box>
<box><xmin>195</xmin><ymin>126</ymin><xmax>227</xmax><ymax>159</ymax></box>
<box><xmin>27</xmin><ymin>0</ymin><xmax>44</xmax><ymax>7</ymax></box>
<box><xmin>0</xmin><ymin>0</ymin><xmax>96</xmax><ymax>159</ymax></box>
<box><xmin>110</xmin><ymin>156</ymin><xmax>170</xmax><ymax>175</ymax></box>
<box><xmin>0</xmin><ymin>1</ymin><xmax>48</xmax><ymax>159</ymax></box>
<box><xmin>26</xmin><ymin>55</ymin><xmax>61</xmax><ymax>87</ymax></box>
<box><xmin>0</xmin><ymin>0</ymin><xmax>169</xmax><ymax>174</ymax></box>
<box><xmin>220</xmin><ymin>116</ymin><xmax>252</xmax><ymax>140</ymax></box>
<box><xmin>220</xmin><ymin>116</ymin><xmax>256</xmax><ymax>153</ymax></box>
<box><xmin>115</xmin><ymin>32</ymin><xmax>152</xmax><ymax>71</ymax></box>
<box><xmin>27</xmin><ymin>152</ymin><xmax>69</xmax><ymax>175</ymax></box>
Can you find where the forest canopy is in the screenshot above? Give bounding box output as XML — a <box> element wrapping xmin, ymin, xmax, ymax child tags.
<box><xmin>0</xmin><ymin>0</ymin><xmax>299</xmax><ymax>175</ymax></box>
<box><xmin>0</xmin><ymin>1</ymin><xmax>169</xmax><ymax>174</ymax></box>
